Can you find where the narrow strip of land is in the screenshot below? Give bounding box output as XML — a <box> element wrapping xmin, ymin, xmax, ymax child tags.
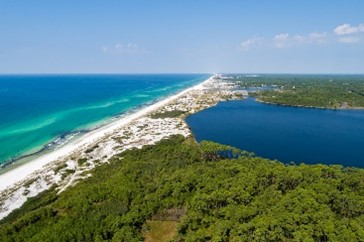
<box><xmin>0</xmin><ymin>75</ymin><xmax>242</xmax><ymax>219</ymax></box>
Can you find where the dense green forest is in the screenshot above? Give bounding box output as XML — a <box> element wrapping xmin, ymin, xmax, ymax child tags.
<box><xmin>232</xmin><ymin>74</ymin><xmax>364</xmax><ymax>109</ymax></box>
<box><xmin>1</xmin><ymin>135</ymin><xmax>364</xmax><ymax>241</ymax></box>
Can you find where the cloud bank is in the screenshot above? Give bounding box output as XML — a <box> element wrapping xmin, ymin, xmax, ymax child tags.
<box><xmin>273</xmin><ymin>32</ymin><xmax>327</xmax><ymax>48</ymax></box>
<box><xmin>334</xmin><ymin>24</ymin><xmax>364</xmax><ymax>35</ymax></box>
<box><xmin>333</xmin><ymin>23</ymin><xmax>363</xmax><ymax>44</ymax></box>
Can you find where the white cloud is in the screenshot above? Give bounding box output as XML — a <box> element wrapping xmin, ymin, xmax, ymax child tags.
<box><xmin>240</xmin><ymin>37</ymin><xmax>263</xmax><ymax>51</ymax></box>
<box><xmin>292</xmin><ymin>35</ymin><xmax>305</xmax><ymax>43</ymax></box>
<box><xmin>274</xmin><ymin>33</ymin><xmax>290</xmax><ymax>41</ymax></box>
<box><xmin>338</xmin><ymin>37</ymin><xmax>360</xmax><ymax>43</ymax></box>
<box><xmin>273</xmin><ymin>32</ymin><xmax>327</xmax><ymax>48</ymax></box>
<box><xmin>102</xmin><ymin>42</ymin><xmax>145</xmax><ymax>55</ymax></box>
<box><xmin>273</xmin><ymin>33</ymin><xmax>290</xmax><ymax>48</ymax></box>
<box><xmin>308</xmin><ymin>32</ymin><xmax>327</xmax><ymax>43</ymax></box>
<box><xmin>127</xmin><ymin>43</ymin><xmax>138</xmax><ymax>49</ymax></box>
<box><xmin>293</xmin><ymin>32</ymin><xmax>327</xmax><ymax>43</ymax></box>
<box><xmin>334</xmin><ymin>24</ymin><xmax>364</xmax><ymax>35</ymax></box>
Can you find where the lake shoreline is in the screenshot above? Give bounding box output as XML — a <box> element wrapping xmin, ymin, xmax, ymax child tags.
<box><xmin>255</xmin><ymin>98</ymin><xmax>364</xmax><ymax>111</ymax></box>
<box><xmin>187</xmin><ymin>96</ymin><xmax>364</xmax><ymax>167</ymax></box>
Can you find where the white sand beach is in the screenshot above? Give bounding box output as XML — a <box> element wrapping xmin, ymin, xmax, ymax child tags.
<box><xmin>0</xmin><ymin>77</ymin><xmax>212</xmax><ymax>192</ymax></box>
<box><xmin>0</xmin><ymin>75</ymin><xmax>244</xmax><ymax>220</ymax></box>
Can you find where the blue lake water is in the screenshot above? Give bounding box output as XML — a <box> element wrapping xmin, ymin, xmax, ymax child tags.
<box><xmin>0</xmin><ymin>74</ymin><xmax>209</xmax><ymax>165</ymax></box>
<box><xmin>186</xmin><ymin>98</ymin><xmax>364</xmax><ymax>167</ymax></box>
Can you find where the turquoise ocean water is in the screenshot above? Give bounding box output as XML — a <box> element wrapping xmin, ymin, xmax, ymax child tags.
<box><xmin>0</xmin><ymin>74</ymin><xmax>209</xmax><ymax>166</ymax></box>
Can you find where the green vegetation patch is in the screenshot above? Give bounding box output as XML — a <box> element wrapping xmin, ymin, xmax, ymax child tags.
<box><xmin>23</xmin><ymin>177</ymin><xmax>38</xmax><ymax>188</ymax></box>
<box><xmin>235</xmin><ymin>74</ymin><xmax>364</xmax><ymax>109</ymax></box>
<box><xmin>85</xmin><ymin>145</ymin><xmax>99</xmax><ymax>154</ymax></box>
<box><xmin>150</xmin><ymin>110</ymin><xmax>186</xmax><ymax>119</ymax></box>
<box><xmin>1</xmin><ymin>135</ymin><xmax>364</xmax><ymax>241</ymax></box>
<box><xmin>77</xmin><ymin>158</ymin><xmax>88</xmax><ymax>166</ymax></box>
<box><xmin>53</xmin><ymin>163</ymin><xmax>67</xmax><ymax>174</ymax></box>
<box><xmin>61</xmin><ymin>169</ymin><xmax>76</xmax><ymax>180</ymax></box>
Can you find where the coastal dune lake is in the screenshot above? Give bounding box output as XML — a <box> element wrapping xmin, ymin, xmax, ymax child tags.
<box><xmin>186</xmin><ymin>98</ymin><xmax>364</xmax><ymax>167</ymax></box>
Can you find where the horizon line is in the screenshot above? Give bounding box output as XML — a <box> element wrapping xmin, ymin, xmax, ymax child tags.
<box><xmin>1</xmin><ymin>72</ymin><xmax>364</xmax><ymax>76</ymax></box>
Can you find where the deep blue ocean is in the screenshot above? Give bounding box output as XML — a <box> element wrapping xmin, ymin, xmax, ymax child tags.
<box><xmin>186</xmin><ymin>98</ymin><xmax>364</xmax><ymax>167</ymax></box>
<box><xmin>0</xmin><ymin>74</ymin><xmax>209</xmax><ymax>165</ymax></box>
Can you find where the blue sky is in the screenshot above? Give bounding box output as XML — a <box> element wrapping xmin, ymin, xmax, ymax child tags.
<box><xmin>0</xmin><ymin>0</ymin><xmax>363</xmax><ymax>74</ymax></box>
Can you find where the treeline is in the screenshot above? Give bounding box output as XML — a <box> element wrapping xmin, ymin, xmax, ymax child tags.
<box><xmin>234</xmin><ymin>74</ymin><xmax>364</xmax><ymax>109</ymax></box>
<box><xmin>1</xmin><ymin>135</ymin><xmax>364</xmax><ymax>241</ymax></box>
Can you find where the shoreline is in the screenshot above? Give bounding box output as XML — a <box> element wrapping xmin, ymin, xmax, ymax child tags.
<box><xmin>0</xmin><ymin>76</ymin><xmax>213</xmax><ymax>191</ymax></box>
<box><xmin>0</xmin><ymin>82</ymin><xmax>204</xmax><ymax>173</ymax></box>
<box><xmin>255</xmin><ymin>98</ymin><xmax>364</xmax><ymax>111</ymax></box>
